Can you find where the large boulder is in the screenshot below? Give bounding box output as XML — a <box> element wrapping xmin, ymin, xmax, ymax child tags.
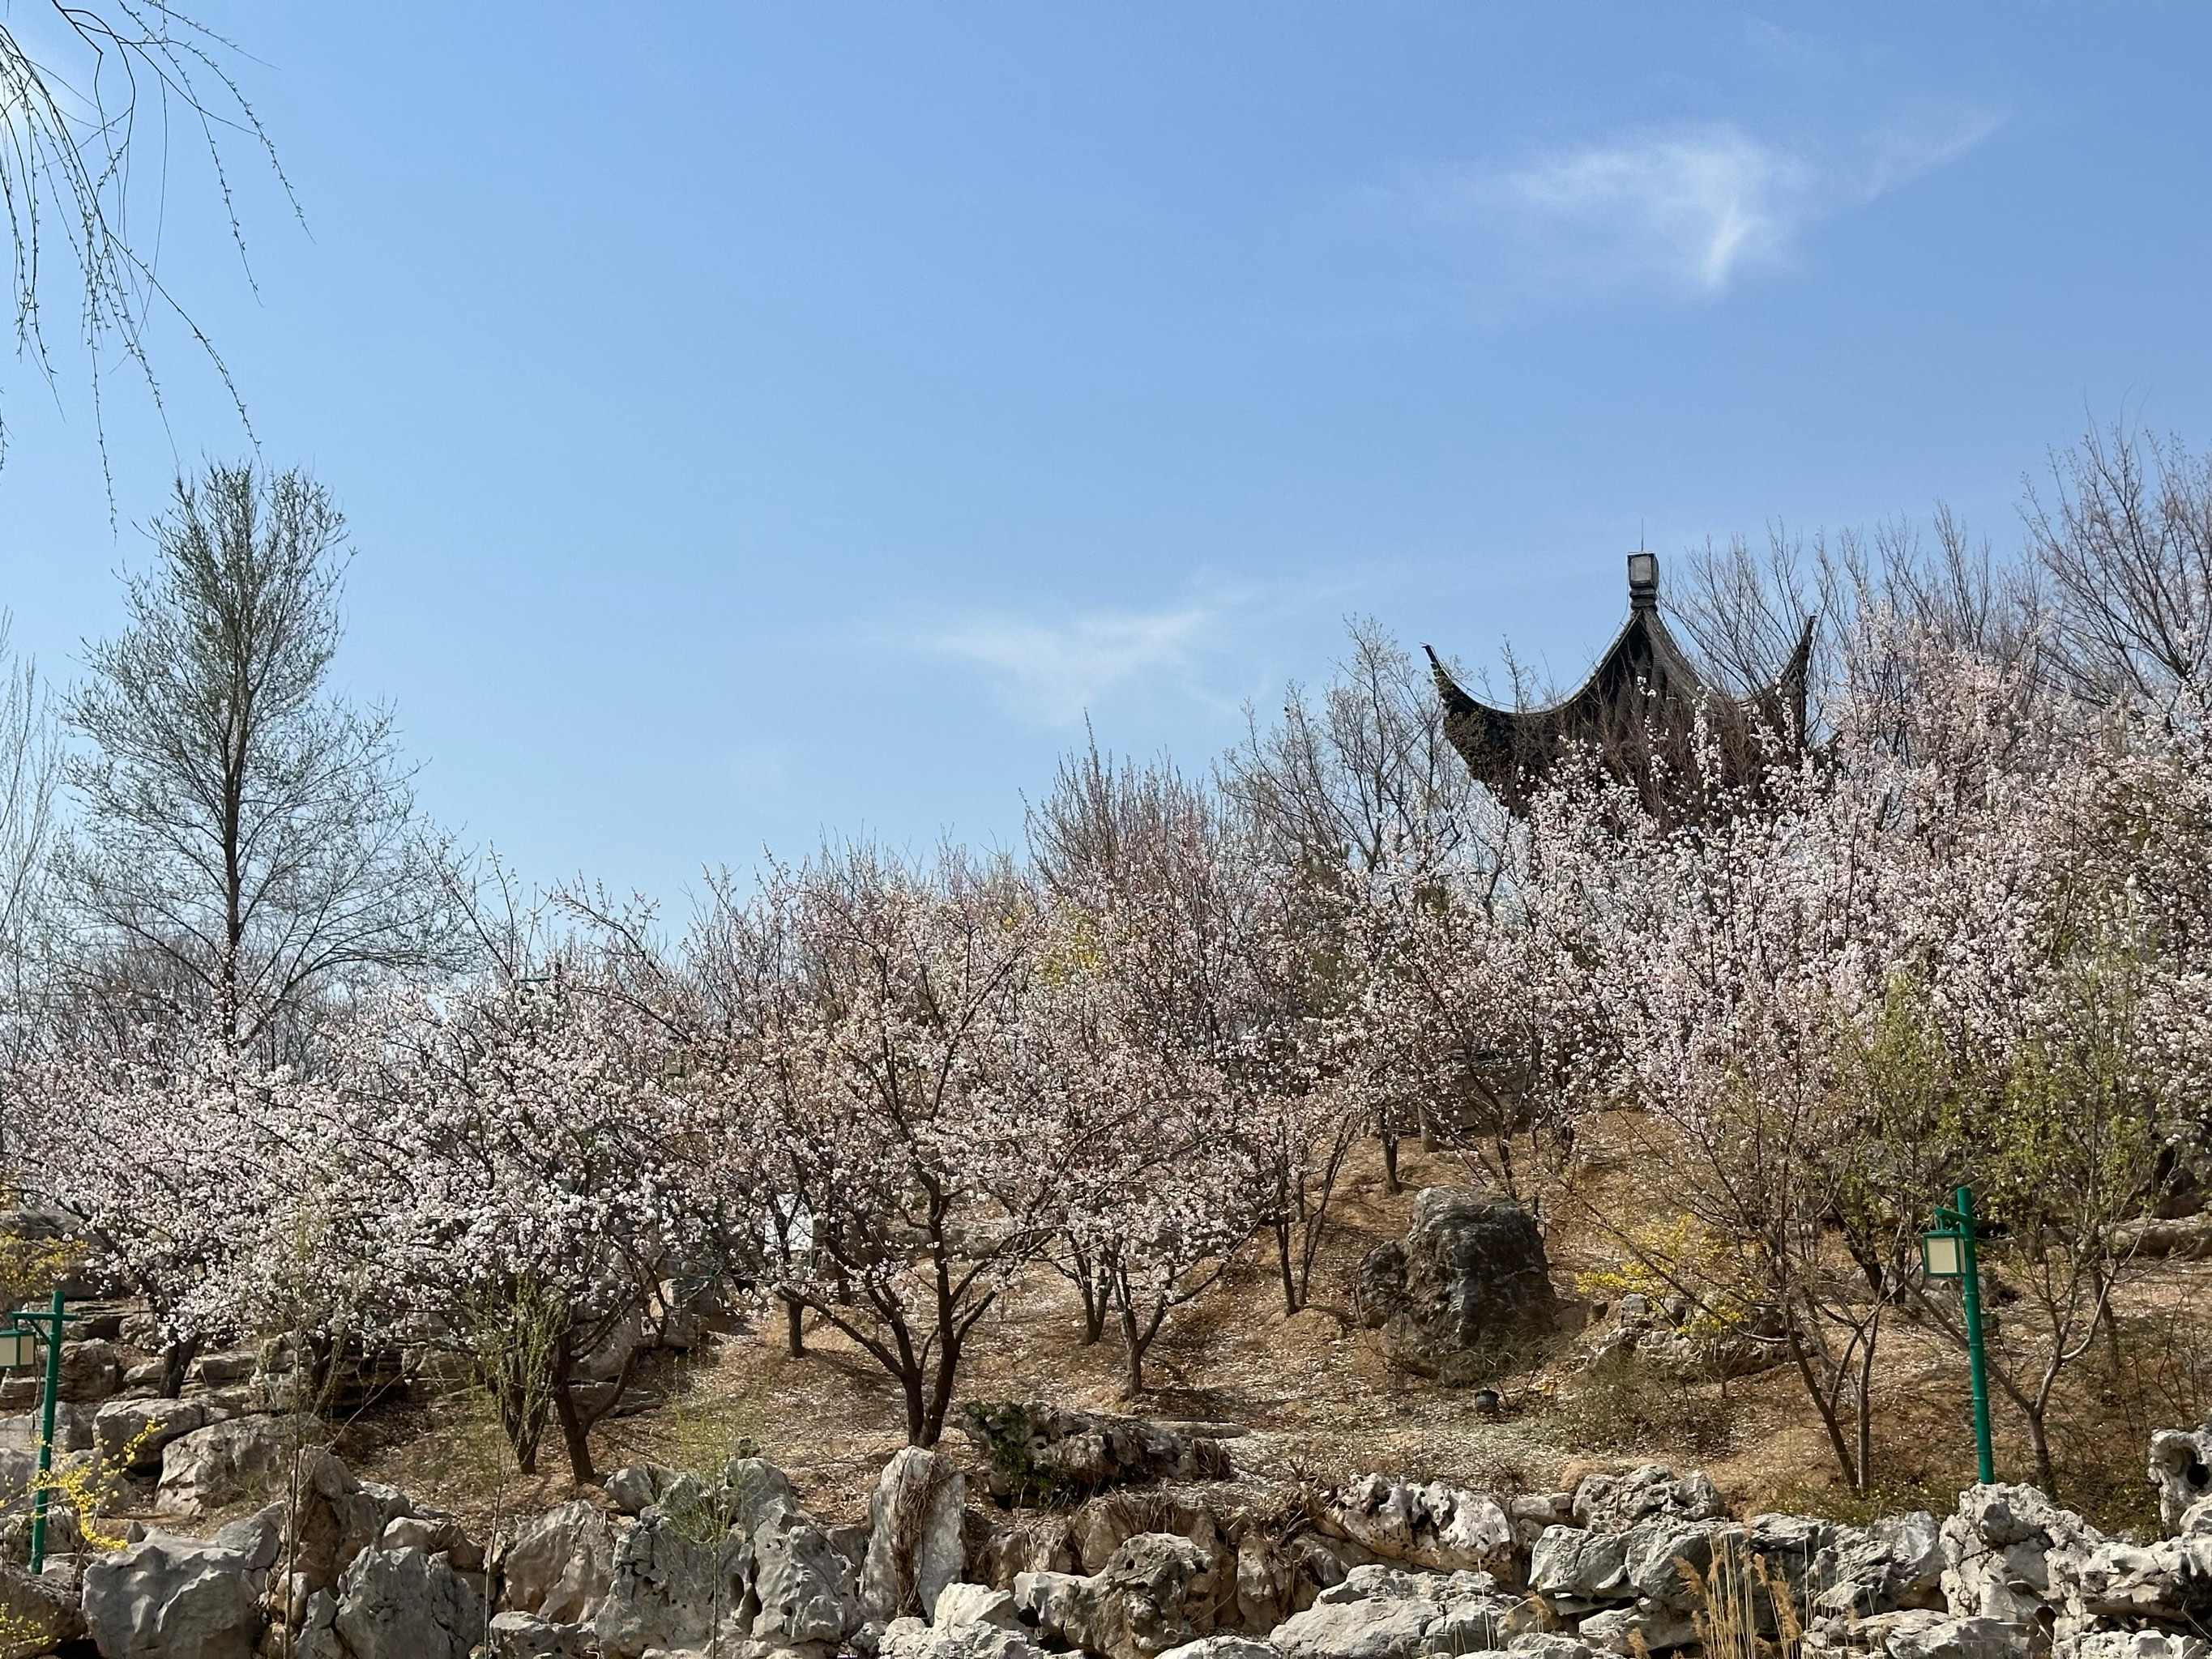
<box><xmin>592</xmin><ymin>1503</ymin><xmax>752</xmax><ymax>1659</ymax></box>
<box><xmin>753</xmin><ymin>1495</ymin><xmax>864</xmax><ymax>1648</ymax></box>
<box><xmin>959</xmin><ymin>1403</ymin><xmax>1234</xmax><ymax>1502</ymax></box>
<box><xmin>2149</xmin><ymin>1422</ymin><xmax>2212</xmax><ymax>1534</ymax></box>
<box><xmin>331</xmin><ymin>1543</ymin><xmax>483</xmax><ymax>1659</ymax></box>
<box><xmin>94</xmin><ymin>1396</ymin><xmax>209</xmax><ymax>1471</ymax></box>
<box><xmin>488</xmin><ymin>1610</ymin><xmax>599</xmax><ymax>1659</ymax></box>
<box><xmin>863</xmin><ymin>1447</ymin><xmax>967</xmax><ymax>1622</ymax></box>
<box><xmin>1355</xmin><ymin>1189</ymin><xmax>1556</xmax><ymax>1383</ymax></box>
<box><xmin>58</xmin><ymin>1337</ymin><xmax>124</xmax><ymax>1402</ymax></box>
<box><xmin>286</xmin><ymin>1448</ymin><xmax>412</xmax><ymax>1596</ymax></box>
<box><xmin>82</xmin><ymin>1532</ymin><xmax>270</xmax><ymax>1659</ymax></box>
<box><xmin>155</xmin><ymin>1414</ymin><xmax>289</xmax><ymax>1517</ymax></box>
<box><xmin>1808</xmin><ymin>1512</ymin><xmax>1947</xmax><ymax>1618</ymax></box>
<box><xmin>0</xmin><ymin>1561</ymin><xmax>83</xmax><ymax>1658</ymax></box>
<box><xmin>1022</xmin><ymin>1532</ymin><xmax>1219</xmax><ymax>1659</ymax></box>
<box><xmin>1316</xmin><ymin>1474</ymin><xmax>1520</xmax><ymax>1582</ymax></box>
<box><xmin>501</xmin><ymin>1499</ymin><xmax>618</xmax><ymax>1623</ymax></box>
<box><xmin>1569</xmin><ymin>1465</ymin><xmax>1725</xmax><ymax>1533</ymax></box>
<box><xmin>1269</xmin><ymin>1563</ymin><xmax>1517</xmax><ymax>1659</ymax></box>
<box><xmin>1940</xmin><ymin>1484</ymin><xmax>2104</xmax><ymax>1626</ymax></box>
<box><xmin>884</xmin><ymin>1610</ymin><xmax>1052</xmax><ymax>1659</ymax></box>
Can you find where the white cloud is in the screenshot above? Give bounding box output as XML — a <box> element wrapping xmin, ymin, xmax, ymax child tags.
<box><xmin>919</xmin><ymin>605</ymin><xmax>1219</xmax><ymax>724</ymax></box>
<box><xmin>1417</xmin><ymin>109</ymin><xmax>2001</xmax><ymax>302</ymax></box>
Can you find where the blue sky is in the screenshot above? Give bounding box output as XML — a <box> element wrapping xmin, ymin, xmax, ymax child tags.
<box><xmin>3</xmin><ymin>3</ymin><xmax>2210</xmax><ymax>908</ymax></box>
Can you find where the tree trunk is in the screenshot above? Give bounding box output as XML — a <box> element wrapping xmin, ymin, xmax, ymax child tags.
<box><xmin>1118</xmin><ymin>1299</ymin><xmax>1146</xmax><ymax>1397</ymax></box>
<box><xmin>1382</xmin><ymin>1133</ymin><xmax>1401</xmax><ymax>1195</ymax></box>
<box><xmin>549</xmin><ymin>1375</ymin><xmax>596</xmax><ymax>1485</ymax></box>
<box><xmin>783</xmin><ymin>1294</ymin><xmax>806</xmax><ymax>1357</ymax></box>
<box><xmin>2024</xmin><ymin>1404</ymin><xmax>2057</xmax><ymax>1496</ymax></box>
<box><xmin>1275</xmin><ymin>1220</ymin><xmax>1299</xmax><ymax>1316</ymax></box>
<box><xmin>160</xmin><ymin>1333</ymin><xmax>204</xmax><ymax>1401</ymax></box>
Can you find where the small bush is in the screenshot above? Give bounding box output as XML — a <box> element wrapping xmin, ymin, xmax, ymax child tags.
<box><xmin>1552</xmin><ymin>1350</ymin><xmax>1734</xmax><ymax>1460</ymax></box>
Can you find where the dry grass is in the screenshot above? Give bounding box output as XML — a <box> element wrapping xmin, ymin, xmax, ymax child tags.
<box><xmin>315</xmin><ymin>1134</ymin><xmax>2211</xmax><ymax>1537</ymax></box>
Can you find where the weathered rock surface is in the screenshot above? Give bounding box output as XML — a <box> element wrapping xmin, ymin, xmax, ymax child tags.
<box><xmin>82</xmin><ymin>1531</ymin><xmax>269</xmax><ymax>1659</ymax></box>
<box><xmin>489</xmin><ymin>1610</ymin><xmax>600</xmax><ymax>1659</ymax></box>
<box><xmin>58</xmin><ymin>1337</ymin><xmax>123</xmax><ymax>1402</ymax></box>
<box><xmin>1318</xmin><ymin>1473</ymin><xmax>1519</xmax><ymax>1583</ymax></box>
<box><xmin>593</xmin><ymin>1502</ymin><xmax>751</xmax><ymax>1659</ymax></box>
<box><xmin>1023</xmin><ymin>1532</ymin><xmax>1220</xmax><ymax>1659</ymax></box>
<box><xmin>1569</xmin><ymin>1465</ymin><xmax>1726</xmax><ymax>1533</ymax></box>
<box><xmin>884</xmin><ymin>1609</ymin><xmax>1050</xmax><ymax>1659</ymax></box>
<box><xmin>1354</xmin><ymin>1189</ymin><xmax>1557</xmax><ymax>1384</ymax></box>
<box><xmin>754</xmin><ymin>1494</ymin><xmax>865</xmax><ymax>1647</ymax></box>
<box><xmin>0</xmin><ymin>1561</ymin><xmax>83</xmax><ymax>1658</ymax></box>
<box><xmin>502</xmin><ymin>1498</ymin><xmax>618</xmax><ymax>1623</ymax></box>
<box><xmin>864</xmin><ymin>1445</ymin><xmax>967</xmax><ymax>1622</ymax></box>
<box><xmin>155</xmin><ymin>1414</ymin><xmax>289</xmax><ymax>1516</ymax></box>
<box><xmin>960</xmin><ymin>1401</ymin><xmax>1235</xmax><ymax>1500</ymax></box>
<box><xmin>95</xmin><ymin>1395</ymin><xmax>212</xmax><ymax>1470</ymax></box>
<box><xmin>1269</xmin><ymin>1563</ymin><xmax>1516</xmax><ymax>1659</ymax></box>
<box><xmin>331</xmin><ymin>1542</ymin><xmax>483</xmax><ymax>1659</ymax></box>
<box><xmin>2148</xmin><ymin>1420</ymin><xmax>2212</xmax><ymax>1533</ymax></box>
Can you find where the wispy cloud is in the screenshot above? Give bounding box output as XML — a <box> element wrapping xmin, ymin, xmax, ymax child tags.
<box><xmin>917</xmin><ymin>605</ymin><xmax>1221</xmax><ymax>725</ymax></box>
<box><xmin>1411</xmin><ymin>108</ymin><xmax>2001</xmax><ymax>303</ymax></box>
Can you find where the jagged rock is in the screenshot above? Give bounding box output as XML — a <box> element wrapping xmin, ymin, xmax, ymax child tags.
<box><xmin>1317</xmin><ymin>1474</ymin><xmax>1520</xmax><ymax>1581</ymax></box>
<box><xmin>1809</xmin><ymin>1511</ymin><xmax>1946</xmax><ymax>1617</ymax></box>
<box><xmin>288</xmin><ymin>1448</ymin><xmax>412</xmax><ymax>1595</ymax></box>
<box><xmin>1940</xmin><ymin>1483</ymin><xmax>2103</xmax><ymax>1626</ymax></box>
<box><xmin>82</xmin><ymin>1532</ymin><xmax>269</xmax><ymax>1659</ymax></box>
<box><xmin>959</xmin><ymin>1402</ymin><xmax>1233</xmax><ymax>1500</ymax></box>
<box><xmin>489</xmin><ymin>1610</ymin><xmax>599</xmax><ymax>1658</ymax></box>
<box><xmin>381</xmin><ymin>1504</ymin><xmax>485</xmax><ymax>1574</ymax></box>
<box><xmin>1507</xmin><ymin>1636</ymin><xmax>1596</xmax><ymax>1659</ymax></box>
<box><xmin>2149</xmin><ymin>1422</ymin><xmax>2212</xmax><ymax>1533</ymax></box>
<box><xmin>863</xmin><ymin>1447</ymin><xmax>967</xmax><ymax>1622</ymax></box>
<box><xmin>976</xmin><ymin>1514</ymin><xmax>1079</xmax><ymax>1588</ymax></box>
<box><xmin>2060</xmin><ymin>1634</ymin><xmax>2211</xmax><ymax>1659</ymax></box>
<box><xmin>1849</xmin><ymin>1610</ymin><xmax>2031</xmax><ymax>1659</ymax></box>
<box><xmin>0</xmin><ymin>1403</ymin><xmax>94</xmax><ymax>1453</ymax></box>
<box><xmin>936</xmin><ymin>1582</ymin><xmax>1022</xmax><ymax>1628</ymax></box>
<box><xmin>603</xmin><ymin>1462</ymin><xmax>676</xmax><ymax>1516</ymax></box>
<box><xmin>1355</xmin><ymin>1189</ymin><xmax>1557</xmax><ymax>1384</ymax></box>
<box><xmin>1159</xmin><ymin>1640</ymin><xmax>1286</xmax><ymax>1659</ymax></box>
<box><xmin>754</xmin><ymin>1495</ymin><xmax>864</xmax><ymax>1647</ymax></box>
<box><xmin>1269</xmin><ymin>1563</ymin><xmax>1515</xmax><ymax>1659</ymax></box>
<box><xmin>1017</xmin><ymin>1534</ymin><xmax>1218</xmax><ymax>1659</ymax></box>
<box><xmin>502</xmin><ymin>1499</ymin><xmax>619</xmax><ymax>1623</ymax></box>
<box><xmin>155</xmin><ymin>1414</ymin><xmax>289</xmax><ymax>1516</ymax></box>
<box><xmin>57</xmin><ymin>1337</ymin><xmax>122</xmax><ymax>1402</ymax></box>
<box><xmin>1569</xmin><ymin>1466</ymin><xmax>1725</xmax><ymax>1533</ymax></box>
<box><xmin>883</xmin><ymin>1610</ymin><xmax>1050</xmax><ymax>1659</ymax></box>
<box><xmin>1527</xmin><ymin>1527</ymin><xmax>1630</xmax><ymax>1603</ymax></box>
<box><xmin>189</xmin><ymin>1350</ymin><xmax>260</xmax><ymax>1388</ymax></box>
<box><xmin>1578</xmin><ymin>1602</ymin><xmax>1699</xmax><ymax>1654</ymax></box>
<box><xmin>0</xmin><ymin>1561</ymin><xmax>83</xmax><ymax>1658</ymax></box>
<box><xmin>331</xmin><ymin>1543</ymin><xmax>483</xmax><ymax>1659</ymax></box>
<box><xmin>95</xmin><ymin>1395</ymin><xmax>208</xmax><ymax>1470</ymax></box>
<box><xmin>1620</xmin><ymin>1516</ymin><xmax>1724</xmax><ymax>1610</ymax></box>
<box><xmin>593</xmin><ymin>1503</ymin><xmax>752</xmax><ymax>1659</ymax></box>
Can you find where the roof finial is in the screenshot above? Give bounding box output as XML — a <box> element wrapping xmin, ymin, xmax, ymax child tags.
<box><xmin>1628</xmin><ymin>548</ymin><xmax>1659</xmax><ymax>611</ymax></box>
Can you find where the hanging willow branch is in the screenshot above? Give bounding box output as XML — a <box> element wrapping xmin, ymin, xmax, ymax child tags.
<box><xmin>0</xmin><ymin>2</ymin><xmax>295</xmax><ymax>471</ymax></box>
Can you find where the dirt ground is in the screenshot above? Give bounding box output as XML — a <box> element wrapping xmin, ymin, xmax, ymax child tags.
<box><xmin>322</xmin><ymin>1135</ymin><xmax>2212</xmax><ymax>1542</ymax></box>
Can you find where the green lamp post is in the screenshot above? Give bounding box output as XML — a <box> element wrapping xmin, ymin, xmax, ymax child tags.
<box><xmin>1921</xmin><ymin>1184</ymin><xmax>1995</xmax><ymax>1485</ymax></box>
<box><xmin>0</xmin><ymin>1289</ymin><xmax>76</xmax><ymax>1574</ymax></box>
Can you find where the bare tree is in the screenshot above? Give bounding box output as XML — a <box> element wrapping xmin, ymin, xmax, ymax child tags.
<box><xmin>0</xmin><ymin>4</ymin><xmax>294</xmax><ymax>467</ymax></box>
<box><xmin>0</xmin><ymin>620</ymin><xmax>58</xmax><ymax>1038</ymax></box>
<box><xmin>2027</xmin><ymin>424</ymin><xmax>2212</xmax><ymax>707</ymax></box>
<box><xmin>58</xmin><ymin>462</ymin><xmax>470</xmax><ymax>1048</ymax></box>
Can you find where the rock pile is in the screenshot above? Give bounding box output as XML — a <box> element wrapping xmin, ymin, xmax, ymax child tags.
<box><xmin>11</xmin><ymin>1407</ymin><xmax>2212</xmax><ymax>1659</ymax></box>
